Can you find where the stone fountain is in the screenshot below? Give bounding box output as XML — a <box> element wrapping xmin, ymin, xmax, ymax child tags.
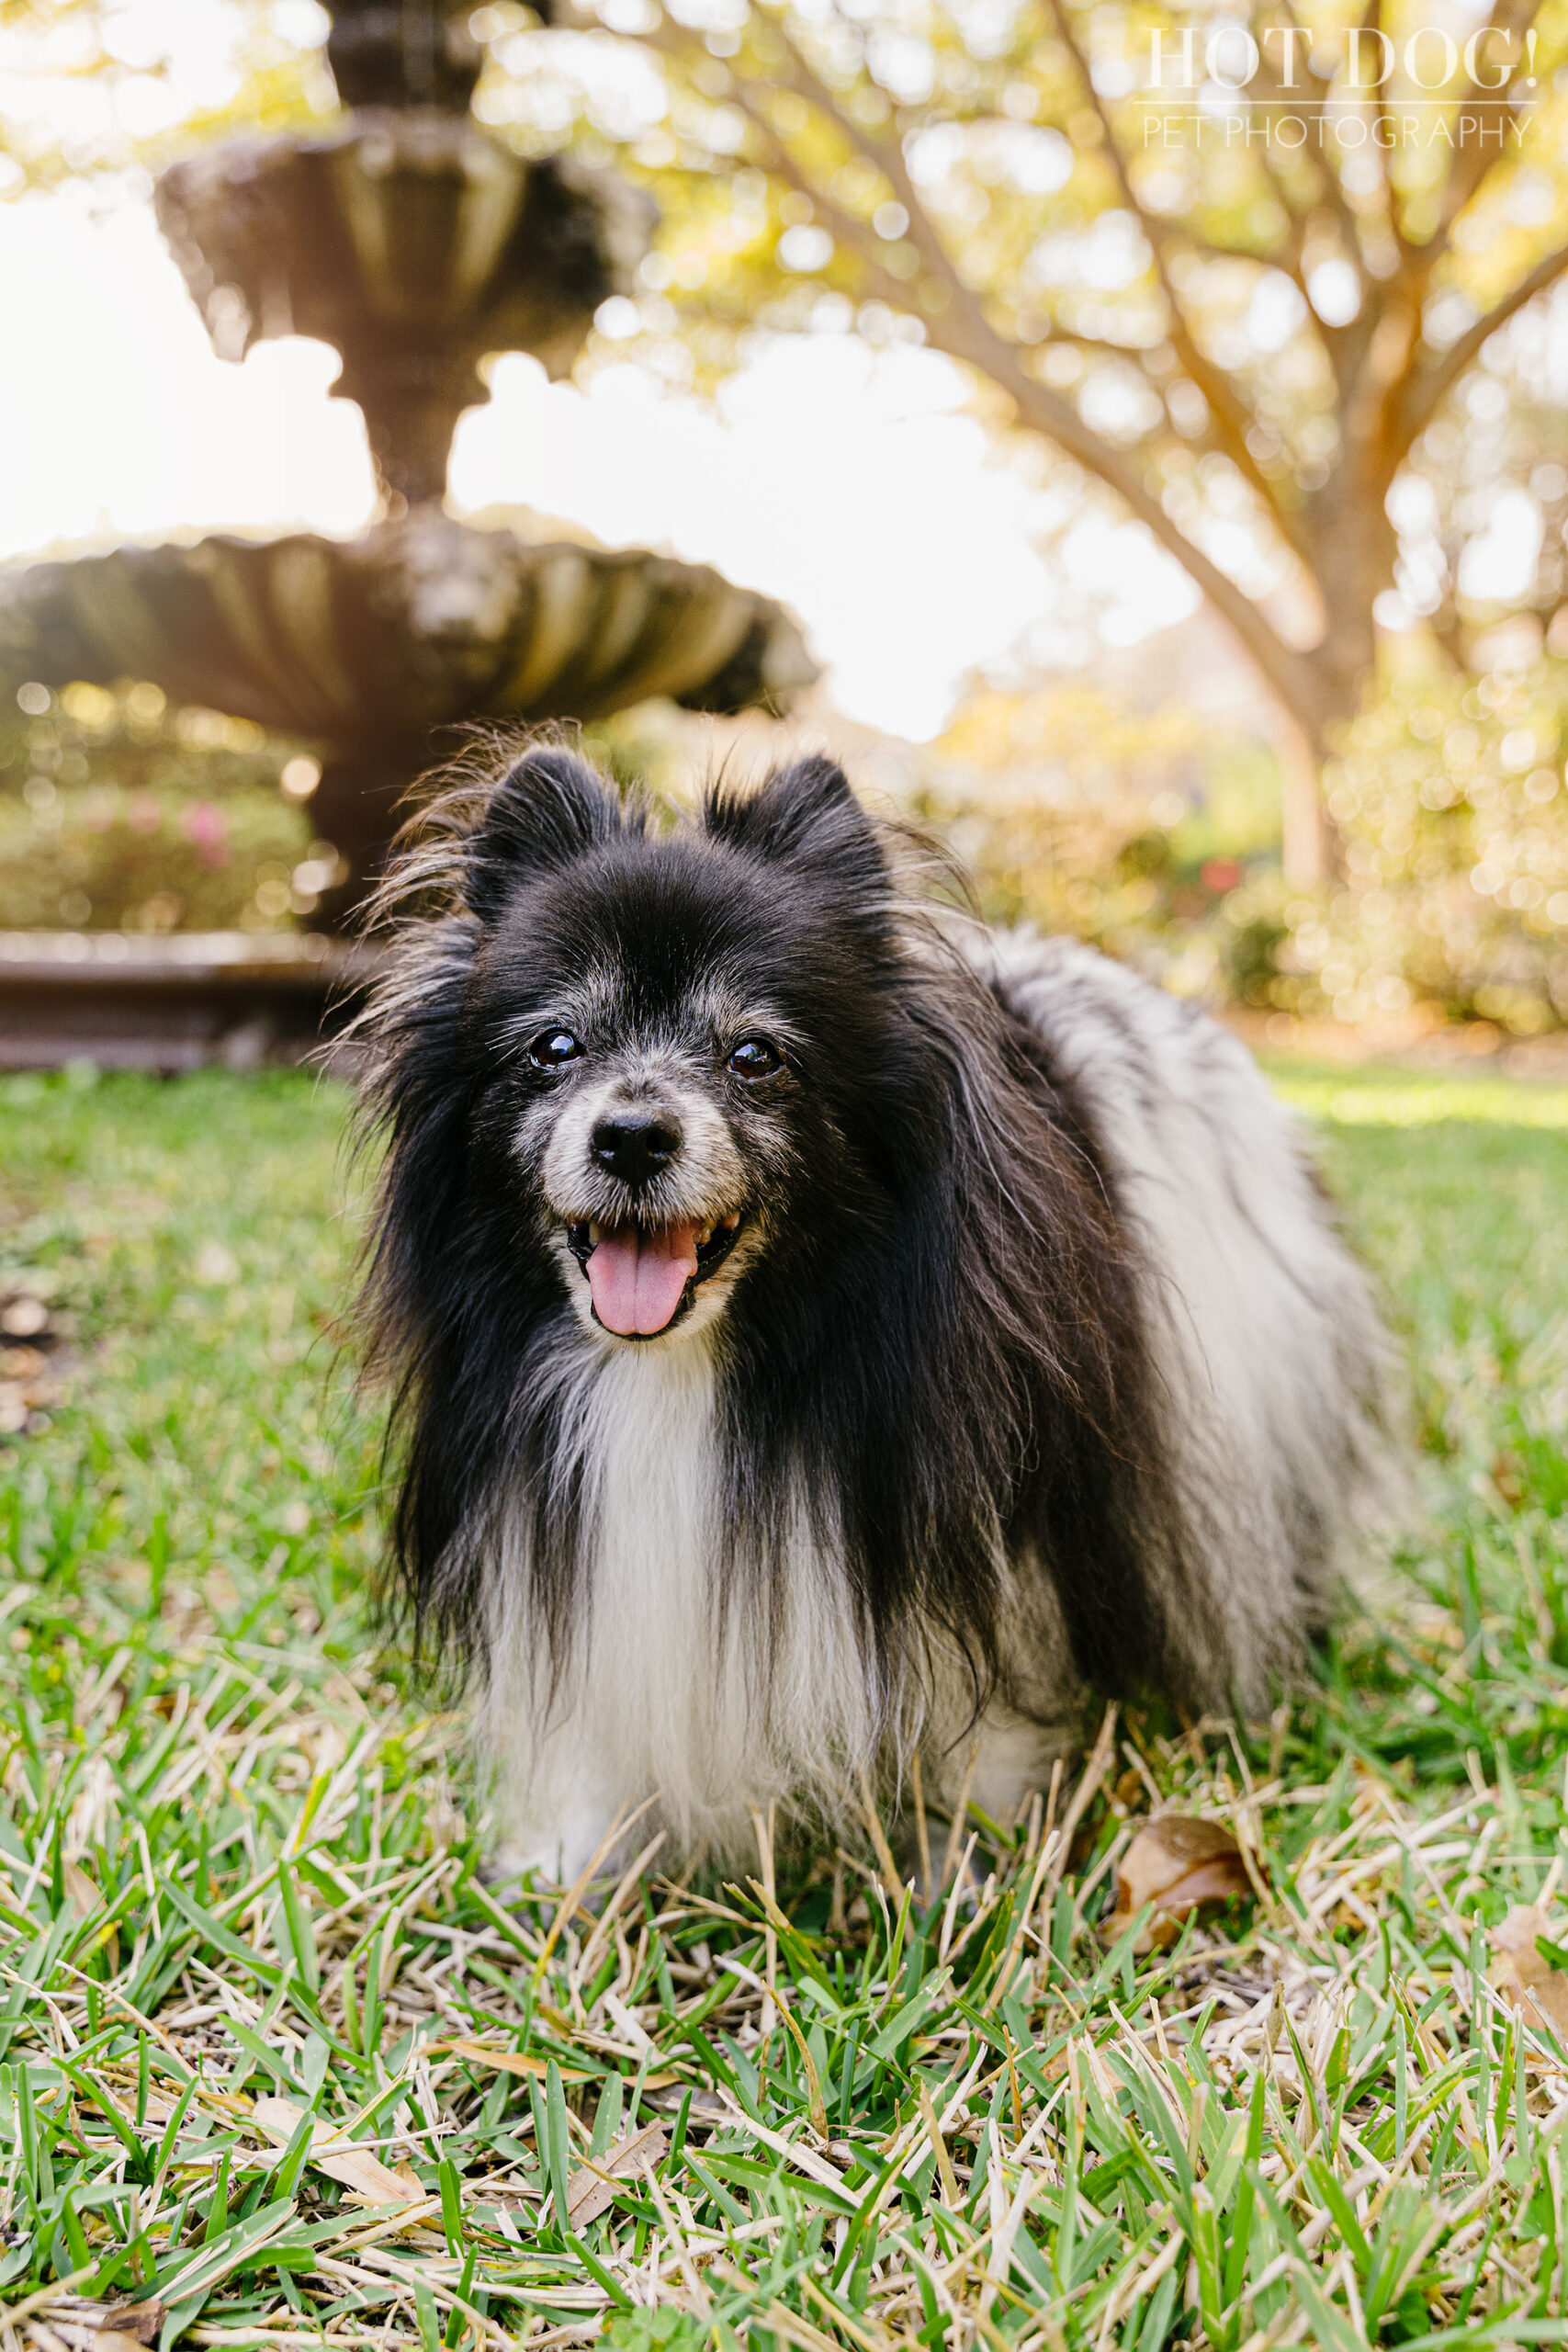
<box><xmin>0</xmin><ymin>0</ymin><xmax>813</xmax><ymax>989</ymax></box>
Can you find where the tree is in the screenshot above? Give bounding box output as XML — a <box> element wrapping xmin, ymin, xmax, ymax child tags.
<box><xmin>481</xmin><ymin>0</ymin><xmax>1568</xmax><ymax>876</ymax></box>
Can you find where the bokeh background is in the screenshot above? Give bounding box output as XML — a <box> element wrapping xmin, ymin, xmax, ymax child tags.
<box><xmin>2</xmin><ymin>0</ymin><xmax>1567</xmax><ymax>1049</ymax></box>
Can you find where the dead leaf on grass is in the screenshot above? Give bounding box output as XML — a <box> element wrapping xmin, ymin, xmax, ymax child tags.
<box><xmin>565</xmin><ymin>2119</ymin><xmax>669</xmax><ymax>2230</ymax></box>
<box><xmin>1101</xmin><ymin>1815</ymin><xmax>1253</xmax><ymax>1950</ymax></box>
<box><xmin>55</xmin><ymin>2303</ymin><xmax>165</xmax><ymax>2349</ymax></box>
<box><xmin>435</xmin><ymin>2037</ymin><xmax>587</xmax><ymax>2084</ymax></box>
<box><xmin>98</xmin><ymin>2308</ymin><xmax>163</xmax><ymax>2348</ymax></box>
<box><xmin>62</xmin><ymin>1860</ymin><xmax>102</xmax><ymax>1920</ymax></box>
<box><xmin>1487</xmin><ymin>1905</ymin><xmax>1568</xmax><ymax>2042</ymax></box>
<box><xmin>252</xmin><ymin>2095</ymin><xmax>415</xmax><ymax>2206</ymax></box>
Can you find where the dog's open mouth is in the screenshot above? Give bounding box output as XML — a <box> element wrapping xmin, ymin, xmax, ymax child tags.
<box><xmin>566</xmin><ymin>1212</ymin><xmax>744</xmax><ymax>1337</ymax></box>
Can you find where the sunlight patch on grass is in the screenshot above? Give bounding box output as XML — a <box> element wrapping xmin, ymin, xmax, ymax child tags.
<box><xmin>1271</xmin><ymin>1070</ymin><xmax>1568</xmax><ymax>1128</ymax></box>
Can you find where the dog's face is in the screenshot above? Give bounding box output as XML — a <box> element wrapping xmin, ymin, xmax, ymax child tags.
<box><xmin>462</xmin><ymin>750</ymin><xmax>904</xmax><ymax>1344</ymax></box>
<box><xmin>504</xmin><ymin>933</ymin><xmax>794</xmax><ymax>1344</ymax></box>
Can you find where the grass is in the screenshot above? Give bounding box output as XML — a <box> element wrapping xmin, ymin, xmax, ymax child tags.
<box><xmin>2</xmin><ymin>1057</ymin><xmax>1568</xmax><ymax>2350</ymax></box>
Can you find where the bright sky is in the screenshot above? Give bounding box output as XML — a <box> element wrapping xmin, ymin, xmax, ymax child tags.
<box><xmin>0</xmin><ymin>178</ymin><xmax>1198</xmax><ymax>740</ymax></box>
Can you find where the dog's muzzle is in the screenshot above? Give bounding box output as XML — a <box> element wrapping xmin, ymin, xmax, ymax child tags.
<box><xmin>567</xmin><ymin>1212</ymin><xmax>745</xmax><ymax>1337</ymax></box>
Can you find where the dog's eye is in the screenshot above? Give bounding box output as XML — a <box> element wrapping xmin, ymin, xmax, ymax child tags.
<box><xmin>728</xmin><ymin>1036</ymin><xmax>781</xmax><ymax>1079</ymax></box>
<box><xmin>528</xmin><ymin>1029</ymin><xmax>584</xmax><ymax>1069</ymax></box>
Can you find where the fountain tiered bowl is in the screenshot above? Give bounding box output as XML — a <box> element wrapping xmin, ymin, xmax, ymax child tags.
<box><xmin>0</xmin><ymin>0</ymin><xmax>815</xmax><ymax>1005</ymax></box>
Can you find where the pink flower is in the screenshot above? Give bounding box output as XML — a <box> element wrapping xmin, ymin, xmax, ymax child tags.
<box><xmin>182</xmin><ymin>801</ymin><xmax>230</xmax><ymax>868</ymax></box>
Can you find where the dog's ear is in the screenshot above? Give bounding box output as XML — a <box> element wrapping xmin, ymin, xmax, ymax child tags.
<box><xmin>705</xmin><ymin>758</ymin><xmax>886</xmax><ymax>887</ymax></box>
<box><xmin>465</xmin><ymin>747</ymin><xmax>619</xmax><ymax>923</ymax></box>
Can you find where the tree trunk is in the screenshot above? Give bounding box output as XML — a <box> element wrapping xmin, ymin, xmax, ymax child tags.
<box><xmin>1222</xmin><ymin>465</ymin><xmax>1393</xmax><ymax>888</ymax></box>
<box><xmin>1275</xmin><ymin>712</ymin><xmax>1330</xmax><ymax>891</ymax></box>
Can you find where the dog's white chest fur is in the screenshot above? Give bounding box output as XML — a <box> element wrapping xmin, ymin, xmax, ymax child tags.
<box><xmin>481</xmin><ymin>1335</ymin><xmax>873</xmax><ymax>1882</ymax></box>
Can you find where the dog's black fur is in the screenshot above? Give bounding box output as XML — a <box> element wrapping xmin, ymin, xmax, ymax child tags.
<box><xmin>355</xmin><ymin>744</ymin><xmax>1210</xmax><ymax>1730</ymax></box>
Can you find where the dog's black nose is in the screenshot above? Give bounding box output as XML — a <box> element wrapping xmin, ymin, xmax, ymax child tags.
<box><xmin>591</xmin><ymin>1114</ymin><xmax>682</xmax><ymax>1188</ymax></box>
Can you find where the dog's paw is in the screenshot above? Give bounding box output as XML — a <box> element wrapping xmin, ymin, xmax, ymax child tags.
<box><xmin>482</xmin><ymin>1807</ymin><xmax>622</xmax><ymax>1898</ymax></box>
<box><xmin>479</xmin><ymin>1843</ymin><xmax>557</xmax><ymax>1903</ymax></box>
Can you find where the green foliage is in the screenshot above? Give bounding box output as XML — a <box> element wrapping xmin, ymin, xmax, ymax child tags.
<box><xmin>0</xmin><ymin>785</ymin><xmax>313</xmax><ymax>932</ymax></box>
<box><xmin>907</xmin><ymin>658</ymin><xmax>1568</xmax><ymax>1033</ymax></box>
<box><xmin>0</xmin><ymin>682</ymin><xmax>289</xmax><ymax>803</ymax></box>
<box><xmin>915</xmin><ymin>680</ymin><xmax>1281</xmax><ymax>1000</ymax></box>
<box><xmin>3</xmin><ymin>1062</ymin><xmax>1568</xmax><ymax>2344</ymax></box>
<box><xmin>606</xmin><ymin>2304</ymin><xmax>707</xmax><ymax>2351</ymax></box>
<box><xmin>0</xmin><ymin>683</ymin><xmax>320</xmax><ymax>931</ymax></box>
<box><xmin>1272</xmin><ymin>653</ymin><xmax>1568</xmax><ymax>1033</ymax></box>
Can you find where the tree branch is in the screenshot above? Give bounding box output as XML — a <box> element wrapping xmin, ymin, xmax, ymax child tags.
<box><xmin>749</xmin><ymin>17</ymin><xmax>1327</xmax><ymax>722</ymax></box>
<box><xmin>721</xmin><ymin>76</ymin><xmax>936</xmax><ymax>317</ymax></box>
<box><xmin>1418</xmin><ymin>0</ymin><xmax>1545</xmax><ymax>268</ymax></box>
<box><xmin>940</xmin><ymin>324</ymin><xmax>1327</xmax><ymax>740</ymax></box>
<box><xmin>1257</xmin><ymin>0</ymin><xmax>1375</xmax><ymax>280</ymax></box>
<box><xmin>1041</xmin><ymin>0</ymin><xmax>1317</xmax><ymax>563</ymax></box>
<box><xmin>1360</xmin><ymin>0</ymin><xmax>1420</xmax><ymax>267</ymax></box>
<box><xmin>1398</xmin><ymin>239</ymin><xmax>1568</xmax><ymax>450</ymax></box>
<box><xmin>762</xmin><ymin>12</ymin><xmax>989</xmax><ymax>335</ymax></box>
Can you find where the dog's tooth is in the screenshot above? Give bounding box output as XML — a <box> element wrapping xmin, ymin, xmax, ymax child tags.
<box><xmin>721</xmin><ymin>1211</ymin><xmax>740</xmax><ymax>1230</ymax></box>
<box><xmin>588</xmin><ymin>1220</ymin><xmax>602</xmax><ymax>1244</ymax></box>
<box><xmin>698</xmin><ymin>1220</ymin><xmax>715</xmax><ymax>1246</ymax></box>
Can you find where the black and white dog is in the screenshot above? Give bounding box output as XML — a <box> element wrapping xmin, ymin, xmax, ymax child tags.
<box><xmin>355</xmin><ymin>743</ymin><xmax>1390</xmax><ymax>1882</ymax></box>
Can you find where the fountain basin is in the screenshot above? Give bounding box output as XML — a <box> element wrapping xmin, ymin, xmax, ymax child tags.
<box><xmin>156</xmin><ymin>114</ymin><xmax>653</xmax><ymax>502</ymax></box>
<box><xmin>0</xmin><ymin>929</ymin><xmax>378</xmax><ymax>1072</ymax></box>
<box><xmin>0</xmin><ymin>506</ymin><xmax>816</xmax><ymax>746</ymax></box>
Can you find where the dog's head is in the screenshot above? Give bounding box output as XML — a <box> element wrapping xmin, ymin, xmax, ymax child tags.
<box><xmin>441</xmin><ymin>745</ymin><xmax>911</xmax><ymax>1344</ymax></box>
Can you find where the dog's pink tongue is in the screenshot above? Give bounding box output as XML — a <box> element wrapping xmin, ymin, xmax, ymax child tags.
<box><xmin>587</xmin><ymin>1222</ymin><xmax>701</xmax><ymax>1336</ymax></box>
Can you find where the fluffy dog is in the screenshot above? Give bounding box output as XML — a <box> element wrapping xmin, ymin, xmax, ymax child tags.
<box><xmin>355</xmin><ymin>743</ymin><xmax>1390</xmax><ymax>1882</ymax></box>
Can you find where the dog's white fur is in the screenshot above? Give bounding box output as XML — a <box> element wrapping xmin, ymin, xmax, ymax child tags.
<box><xmin>480</xmin><ymin>933</ymin><xmax>1388</xmax><ymax>1883</ymax></box>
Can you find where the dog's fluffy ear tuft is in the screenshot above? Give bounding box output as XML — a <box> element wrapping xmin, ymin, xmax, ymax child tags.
<box><xmin>466</xmin><ymin>747</ymin><xmax>620</xmax><ymax>924</ymax></box>
<box><xmin>705</xmin><ymin>757</ymin><xmax>886</xmax><ymax>886</ymax></box>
